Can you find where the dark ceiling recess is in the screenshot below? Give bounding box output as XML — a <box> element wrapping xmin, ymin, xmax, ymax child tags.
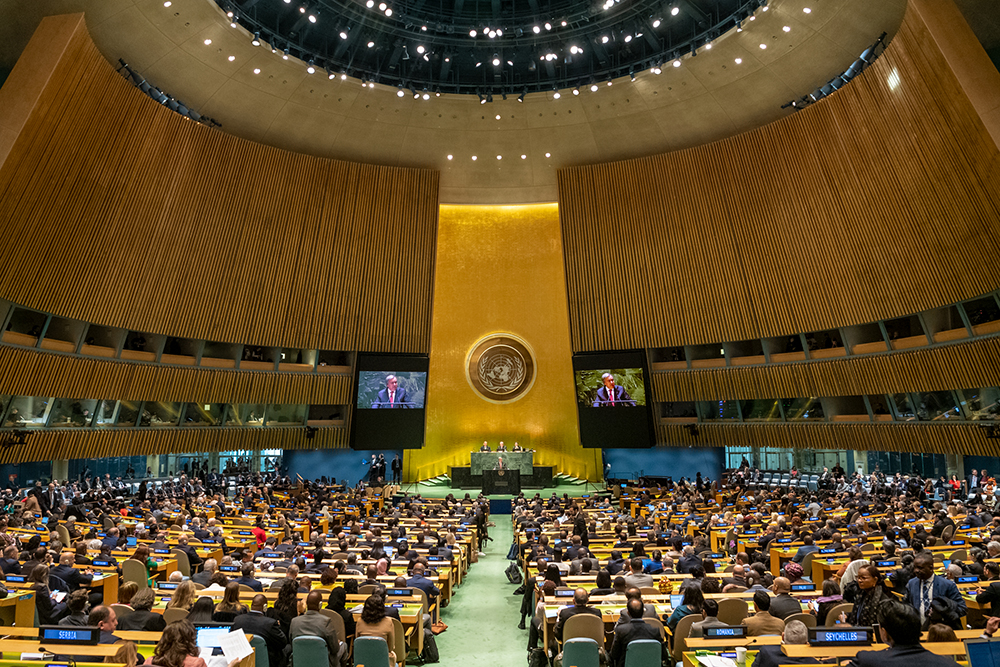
<box><xmin>219</xmin><ymin>0</ymin><xmax>765</xmax><ymax>98</ymax></box>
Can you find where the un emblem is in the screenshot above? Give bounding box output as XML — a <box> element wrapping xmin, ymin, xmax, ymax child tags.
<box><xmin>466</xmin><ymin>334</ymin><xmax>535</xmax><ymax>403</ymax></box>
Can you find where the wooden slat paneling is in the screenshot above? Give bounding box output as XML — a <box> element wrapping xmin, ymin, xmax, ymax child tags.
<box><xmin>0</xmin><ymin>427</ymin><xmax>348</xmax><ymax>465</ymax></box>
<box><xmin>558</xmin><ymin>5</ymin><xmax>1000</xmax><ymax>351</ymax></box>
<box><xmin>657</xmin><ymin>422</ymin><xmax>1000</xmax><ymax>457</ymax></box>
<box><xmin>0</xmin><ymin>20</ymin><xmax>438</xmax><ymax>352</ymax></box>
<box><xmin>0</xmin><ymin>345</ymin><xmax>352</xmax><ymax>404</ymax></box>
<box><xmin>652</xmin><ymin>335</ymin><xmax>1000</xmax><ymax>401</ymax></box>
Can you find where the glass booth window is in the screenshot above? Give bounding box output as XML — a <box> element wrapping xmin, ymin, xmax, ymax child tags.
<box><xmin>699</xmin><ymin>400</ymin><xmax>740</xmax><ymax>420</ymax></box>
<box><xmin>781</xmin><ymin>397</ymin><xmax>824</xmax><ymax>420</ymax></box>
<box><xmin>3</xmin><ymin>396</ymin><xmax>52</xmax><ymax>427</ymax></box>
<box><xmin>140</xmin><ymin>402</ymin><xmax>182</xmax><ymax>427</ymax></box>
<box><xmin>914</xmin><ymin>391</ymin><xmax>961</xmax><ymax>421</ymax></box>
<box><xmin>266</xmin><ymin>404</ymin><xmax>306</xmax><ymax>425</ymax></box>
<box><xmin>49</xmin><ymin>398</ymin><xmax>98</xmax><ymax>427</ymax></box>
<box><xmin>234</xmin><ymin>404</ymin><xmax>267</xmax><ymax>426</ymax></box>
<box><xmin>964</xmin><ymin>296</ymin><xmax>1000</xmax><ymax>326</ymax></box>
<box><xmin>115</xmin><ymin>401</ymin><xmax>141</xmax><ymax>426</ymax></box>
<box><xmin>891</xmin><ymin>393</ymin><xmax>917</xmax><ymax>421</ymax></box>
<box><xmin>739</xmin><ymin>399</ymin><xmax>781</xmax><ymax>421</ymax></box>
<box><xmin>181</xmin><ymin>403</ymin><xmax>225</xmax><ymax>426</ymax></box>
<box><xmin>93</xmin><ymin>400</ymin><xmax>118</xmax><ymax>427</ymax></box>
<box><xmin>958</xmin><ymin>387</ymin><xmax>1000</xmax><ymax>420</ymax></box>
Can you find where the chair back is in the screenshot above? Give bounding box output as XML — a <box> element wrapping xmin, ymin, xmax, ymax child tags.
<box><xmin>103</xmin><ymin>515</ymin><xmax>116</xmax><ymax>531</ymax></box>
<box><xmin>56</xmin><ymin>525</ymin><xmax>71</xmax><ymax>548</ymax></box>
<box><xmin>941</xmin><ymin>524</ymin><xmax>955</xmax><ymax>542</ymax></box>
<box><xmin>163</xmin><ymin>607</ymin><xmax>190</xmax><ymax>624</ymax></box>
<box><xmin>320</xmin><ymin>609</ymin><xmax>347</xmax><ymax>643</ymax></box>
<box><xmin>562</xmin><ymin>638</ymin><xmax>600</xmax><ymax>667</ymax></box>
<box><xmin>390</xmin><ymin>616</ymin><xmax>407</xmax><ymax>667</ymax></box>
<box><xmin>293</xmin><ymin>636</ymin><xmax>334</xmax><ymax>667</ymax></box>
<box><xmin>623</xmin><ymin>639</ymin><xmax>661</xmax><ymax>667</ymax></box>
<box><xmin>170</xmin><ymin>549</ymin><xmax>191</xmax><ymax>577</ymax></box>
<box><xmin>785</xmin><ymin>612</ymin><xmax>817</xmax><ymax>628</ymax></box>
<box><xmin>824</xmin><ymin>603</ymin><xmax>853</xmax><ymax>626</ymax></box>
<box><xmin>249</xmin><ymin>634</ymin><xmax>269</xmax><ymax>667</ymax></box>
<box><xmin>800</xmin><ymin>552</ymin><xmax>817</xmax><ymax>576</ymax></box>
<box><xmin>359</xmin><ymin>584</ymin><xmax>378</xmax><ymax>596</ymax></box>
<box><xmin>950</xmin><ymin>548</ymin><xmax>967</xmax><ymax>562</ymax></box>
<box><xmin>563</xmin><ymin>613</ymin><xmax>605</xmax><ymax>645</ymax></box>
<box><xmin>122</xmin><ymin>559</ymin><xmax>148</xmax><ymax>590</ymax></box>
<box><xmin>110</xmin><ymin>604</ymin><xmax>133</xmax><ymax>620</ymax></box>
<box><xmin>639</xmin><ymin>587</ymin><xmax>659</xmax><ymax>597</ymax></box>
<box><xmin>239</xmin><ymin>584</ymin><xmax>256</xmax><ymax>593</ymax></box>
<box><xmin>671</xmin><ymin>614</ymin><xmax>698</xmax><ymax>662</ymax></box>
<box><xmin>642</xmin><ymin>616</ymin><xmax>666</xmax><ymax>642</ymax></box>
<box><xmin>717</xmin><ymin>598</ymin><xmax>748</xmax><ymax>626</ymax></box>
<box><xmin>351</xmin><ymin>636</ymin><xmax>391</xmax><ymax>667</ymax></box>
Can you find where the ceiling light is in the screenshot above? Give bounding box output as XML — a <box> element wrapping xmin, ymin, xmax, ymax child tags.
<box><xmin>671</xmin><ymin>6</ymin><xmax>680</xmax><ymax>16</ymax></box>
<box><xmin>783</xmin><ymin>26</ymin><xmax>791</xmax><ymax>32</ymax></box>
<box><xmin>447</xmin><ymin>154</ymin><xmax>453</xmax><ymax>160</ymax></box>
<box><xmin>340</xmin><ymin>30</ymin><xmax>348</xmax><ymax>39</ymax></box>
<box><xmin>521</xmin><ymin>154</ymin><xmax>526</xmax><ymax>159</ymax></box>
<box><xmin>652</xmin><ymin>65</ymin><xmax>662</xmax><ymax>74</ymax></box>
<box><xmin>573</xmin><ymin>87</ymin><xmax>579</xmax><ymax>95</ymax></box>
<box><xmin>704</xmin><ymin>43</ymin><xmax>712</xmax><ymax>50</ymax></box>
<box><xmin>734</xmin><ymin>57</ymin><xmax>742</xmax><ymax>64</ymax></box>
<box><xmin>553</xmin><ymin>91</ymin><xmax>561</xmax><ymax>99</ymax></box>
<box><xmin>492</xmin><ymin>54</ymin><xmax>500</xmax><ymax>66</ymax></box>
<box><xmin>545</xmin><ymin>152</ymin><xmax>551</xmax><ymax>157</ymax></box>
<box><xmin>163</xmin><ymin>1</ymin><xmax>171</xmax><ymax>5</ymax></box>
<box><xmin>368</xmin><ymin>41</ymin><xmax>375</xmax><ymax>48</ymax></box>
<box><xmin>308</xmin><ymin>14</ymin><xmax>317</xmax><ymax>23</ymax></box>
<box><xmin>341</xmin><ymin>72</ymin><xmax>347</xmax><ymax>79</ymax></box>
<box><xmin>517</xmin><ymin>90</ymin><xmax>525</xmax><ymax>102</ymax></box>
<box><xmin>488</xmin><ymin>30</ymin><xmax>497</xmax><ymax>38</ymax></box>
<box><xmin>607</xmin><ymin>79</ymin><xmax>613</xmax><ymax>86</ymax></box>
<box><xmin>251</xmin><ymin>32</ymin><xmax>261</xmax><ymax>46</ymax></box>
<box><xmin>673</xmin><ymin>59</ymin><xmax>680</xmax><ymax>67</ymax></box>
<box><xmin>378</xmin><ymin>2</ymin><xmax>387</xmax><ymax>9</ymax></box>
<box><xmin>228</xmin><ymin>55</ymin><xmax>236</xmax><ymax>61</ymax></box>
<box><xmin>544</xmin><ymin>22</ymin><xmax>552</xmax><ymax>30</ymax></box>
<box><xmin>601</xmin><ymin>35</ymin><xmax>609</xmax><ymax>43</ymax></box>
<box><xmin>624</xmin><ymin>35</ymin><xmax>632</xmax><ymax>43</ymax></box>
<box><xmin>397</xmin><ymin>86</ymin><xmax>405</xmax><ymax>97</ymax></box>
<box><xmin>532</xmin><ymin>25</ymin><xmax>540</xmax><ymax>34</ymax></box>
<box><xmin>759</xmin><ymin>43</ymin><xmax>767</xmax><ymax>49</ymax></box>
<box><xmin>421</xmin><ymin>25</ymin><xmax>427</xmax><ymax>31</ymax></box>
<box><xmin>495</xmin><ymin>114</ymin><xmax>501</xmax><ymax>120</ymax></box>
<box><xmin>204</xmin><ymin>39</ymin><xmax>212</xmax><ymax>45</ymax></box>
<box><xmin>282</xmin><ymin>48</ymin><xmax>289</xmax><ymax>59</ymax></box>
<box><xmin>561</xmin><ymin>21</ymin><xmax>567</xmax><ymax>26</ymax></box>
<box><xmin>652</xmin><ymin>19</ymin><xmax>661</xmax><ymax>28</ymax></box>
<box><xmin>422</xmin><ymin>92</ymin><xmax>430</xmax><ymax>100</ymax></box>
<box><xmin>496</xmin><ymin>155</ymin><xmax>502</xmax><ymax>160</ymax></box>
<box><xmin>253</xmin><ymin>68</ymin><xmax>261</xmax><ymax>74</ymax></box>
<box><xmin>366</xmin><ymin>0</ymin><xmax>374</xmax><ymax>6</ymax></box>
<box><xmin>384</xmin><ymin>8</ymin><xmax>392</xmax><ymax>16</ymax></box>
<box><xmin>803</xmin><ymin>7</ymin><xmax>811</xmax><ymax>13</ymax></box>
<box><xmin>328</xmin><ymin>71</ymin><xmax>335</xmax><ymax>79</ymax></box>
<box><xmin>590</xmin><ymin>83</ymin><xmax>598</xmax><ymax>92</ymax></box>
<box><xmin>497</xmin><ymin>29</ymin><xmax>503</xmax><ymax>36</ymax></box>
<box><xmin>470</xmin><ymin>29</ymin><xmax>477</xmax><ymax>37</ymax></box>
<box><xmin>307</xmin><ymin>60</ymin><xmax>316</xmax><ymax>73</ymax></box>
<box><xmin>230</xmin><ymin>20</ymin><xmax>238</xmax><ymax>28</ymax></box>
<box><xmin>472</xmin><ymin>155</ymin><xmax>477</xmax><ymax>160</ymax></box>
<box><xmin>417</xmin><ymin>45</ymin><xmax>425</xmax><ymax>54</ymax></box>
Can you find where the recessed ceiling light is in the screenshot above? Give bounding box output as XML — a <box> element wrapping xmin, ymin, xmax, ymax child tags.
<box><xmin>803</xmin><ymin>7</ymin><xmax>811</xmax><ymax>13</ymax></box>
<box><xmin>783</xmin><ymin>26</ymin><xmax>791</xmax><ymax>32</ymax></box>
<box><xmin>704</xmin><ymin>43</ymin><xmax>712</xmax><ymax>50</ymax></box>
<box><xmin>553</xmin><ymin>91</ymin><xmax>561</xmax><ymax>99</ymax></box>
<box><xmin>253</xmin><ymin>68</ymin><xmax>261</xmax><ymax>74</ymax></box>
<box><xmin>521</xmin><ymin>154</ymin><xmax>526</xmax><ymax>159</ymax></box>
<box><xmin>496</xmin><ymin>155</ymin><xmax>502</xmax><ymax>160</ymax></box>
<box><xmin>734</xmin><ymin>58</ymin><xmax>742</xmax><ymax>64</ymax></box>
<box><xmin>163</xmin><ymin>1</ymin><xmax>171</xmax><ymax>6</ymax></box>
<box><xmin>472</xmin><ymin>155</ymin><xmax>477</xmax><ymax>160</ymax></box>
<box><xmin>759</xmin><ymin>43</ymin><xmax>767</xmax><ymax>49</ymax></box>
<box><xmin>204</xmin><ymin>39</ymin><xmax>212</xmax><ymax>45</ymax></box>
<box><xmin>228</xmin><ymin>55</ymin><xmax>235</xmax><ymax>61</ymax></box>
<box><xmin>545</xmin><ymin>152</ymin><xmax>551</xmax><ymax>157</ymax></box>
<box><xmin>495</xmin><ymin>114</ymin><xmax>501</xmax><ymax>120</ymax></box>
<box><xmin>447</xmin><ymin>154</ymin><xmax>453</xmax><ymax>160</ymax></box>
<box><xmin>368</xmin><ymin>41</ymin><xmax>375</xmax><ymax>48</ymax></box>
<box><xmin>590</xmin><ymin>83</ymin><xmax>598</xmax><ymax>92</ymax></box>
<box><xmin>673</xmin><ymin>60</ymin><xmax>680</xmax><ymax>67</ymax></box>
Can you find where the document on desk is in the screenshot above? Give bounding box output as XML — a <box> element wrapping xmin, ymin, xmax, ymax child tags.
<box><xmin>697</xmin><ymin>655</ymin><xmax>737</xmax><ymax>667</ymax></box>
<box><xmin>220</xmin><ymin>630</ymin><xmax>254</xmax><ymax>661</ymax></box>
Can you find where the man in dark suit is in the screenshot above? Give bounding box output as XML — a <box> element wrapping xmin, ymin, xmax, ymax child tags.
<box><xmin>554</xmin><ymin>588</ymin><xmax>602</xmax><ymax>641</ymax></box>
<box><xmin>479</xmin><ymin>441</ymin><xmax>491</xmax><ymax>451</ymax></box>
<box><xmin>371</xmin><ymin>375</ymin><xmax>409</xmax><ymax>408</ymax></box>
<box><xmin>847</xmin><ymin>602</ymin><xmax>960</xmax><ymax>667</ymax></box>
<box><xmin>89</xmin><ymin>606</ymin><xmax>123</xmax><ymax>645</ymax></box>
<box><xmin>968</xmin><ymin>470</ymin><xmax>982</xmax><ymax>492</ymax></box>
<box><xmin>751</xmin><ymin>620</ymin><xmax>818</xmax><ymax>667</ymax></box>
<box><xmin>176</xmin><ymin>536</ymin><xmax>204</xmax><ymax>571</ymax></box>
<box><xmin>51</xmin><ymin>553</ymin><xmax>101</xmax><ymax>605</ymax></box>
<box><xmin>232</xmin><ymin>594</ymin><xmax>287</xmax><ymax>667</ymax></box>
<box><xmin>592</xmin><ymin>373</ymin><xmax>636</xmax><ymax>407</ymax></box>
<box><xmin>117</xmin><ymin>588</ymin><xmax>166</xmax><ymax>631</ymax></box>
<box><xmin>610</xmin><ymin>598</ymin><xmax>662</xmax><ymax>667</ymax></box>
<box><xmin>0</xmin><ymin>545</ymin><xmax>21</xmax><ymax>574</ymax></box>
<box><xmin>768</xmin><ymin>577</ymin><xmax>803</xmax><ymax>621</ymax></box>
<box><xmin>904</xmin><ymin>553</ymin><xmax>966</xmax><ymax>625</ymax></box>
<box><xmin>289</xmin><ymin>591</ymin><xmax>343</xmax><ymax>667</ymax></box>
<box><xmin>406</xmin><ymin>562</ymin><xmax>441</xmax><ymax>603</ymax></box>
<box><xmin>236</xmin><ymin>562</ymin><xmax>264</xmax><ymax>592</ymax></box>
<box><xmin>677</xmin><ymin>545</ymin><xmax>701</xmax><ymax>574</ymax></box>
<box><xmin>190</xmin><ymin>557</ymin><xmax>216</xmax><ymax>586</ymax></box>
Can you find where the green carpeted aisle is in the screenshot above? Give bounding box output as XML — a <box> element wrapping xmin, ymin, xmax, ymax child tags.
<box><xmin>434</xmin><ymin>513</ymin><xmax>526</xmax><ymax>666</ymax></box>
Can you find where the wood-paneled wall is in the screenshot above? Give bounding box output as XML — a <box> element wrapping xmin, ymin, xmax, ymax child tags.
<box><xmin>657</xmin><ymin>422</ymin><xmax>1000</xmax><ymax>457</ymax></box>
<box><xmin>559</xmin><ymin>5</ymin><xmax>1000</xmax><ymax>351</ymax></box>
<box><xmin>0</xmin><ymin>427</ymin><xmax>347</xmax><ymax>466</ymax></box>
<box><xmin>653</xmin><ymin>336</ymin><xmax>1000</xmax><ymax>402</ymax></box>
<box><xmin>0</xmin><ymin>17</ymin><xmax>438</xmax><ymax>353</ymax></box>
<box><xmin>0</xmin><ymin>345</ymin><xmax>352</xmax><ymax>404</ymax></box>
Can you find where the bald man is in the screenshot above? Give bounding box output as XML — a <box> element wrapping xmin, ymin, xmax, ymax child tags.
<box><xmin>768</xmin><ymin>577</ymin><xmax>801</xmax><ymax>621</ymax></box>
<box><xmin>289</xmin><ymin>590</ymin><xmax>343</xmax><ymax>667</ymax></box>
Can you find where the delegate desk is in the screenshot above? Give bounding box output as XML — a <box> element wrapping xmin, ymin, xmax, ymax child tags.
<box><xmin>471</xmin><ymin>452</ymin><xmax>532</xmax><ymax>475</ymax></box>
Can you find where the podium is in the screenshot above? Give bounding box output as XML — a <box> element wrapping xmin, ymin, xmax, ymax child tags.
<box><xmin>482</xmin><ymin>469</ymin><xmax>520</xmax><ymax>495</ymax></box>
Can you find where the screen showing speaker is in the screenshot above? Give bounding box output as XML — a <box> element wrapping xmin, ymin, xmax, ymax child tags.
<box><xmin>573</xmin><ymin>350</ymin><xmax>654</xmax><ymax>448</ymax></box>
<box><xmin>351</xmin><ymin>354</ymin><xmax>428</xmax><ymax>450</ymax></box>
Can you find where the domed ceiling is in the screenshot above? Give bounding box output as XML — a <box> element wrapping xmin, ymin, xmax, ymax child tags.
<box><xmin>0</xmin><ymin>0</ymin><xmax>907</xmax><ymax>202</ymax></box>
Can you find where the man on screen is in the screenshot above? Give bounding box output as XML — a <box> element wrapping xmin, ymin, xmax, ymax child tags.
<box><xmin>371</xmin><ymin>374</ymin><xmax>410</xmax><ymax>408</ymax></box>
<box><xmin>593</xmin><ymin>373</ymin><xmax>636</xmax><ymax>407</ymax></box>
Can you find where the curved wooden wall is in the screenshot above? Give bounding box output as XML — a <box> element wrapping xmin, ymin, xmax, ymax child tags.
<box><xmin>0</xmin><ymin>18</ymin><xmax>438</xmax><ymax>353</ymax></box>
<box><xmin>0</xmin><ymin>427</ymin><xmax>347</xmax><ymax>466</ymax></box>
<box><xmin>0</xmin><ymin>346</ymin><xmax>352</xmax><ymax>404</ymax></box>
<box><xmin>653</xmin><ymin>335</ymin><xmax>1000</xmax><ymax>402</ymax></box>
<box><xmin>559</xmin><ymin>5</ymin><xmax>1000</xmax><ymax>351</ymax></box>
<box><xmin>657</xmin><ymin>422</ymin><xmax>999</xmax><ymax>457</ymax></box>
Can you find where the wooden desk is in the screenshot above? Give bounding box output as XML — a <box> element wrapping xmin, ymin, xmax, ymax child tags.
<box><xmin>782</xmin><ymin>642</ymin><xmax>968</xmax><ymax>658</ymax></box>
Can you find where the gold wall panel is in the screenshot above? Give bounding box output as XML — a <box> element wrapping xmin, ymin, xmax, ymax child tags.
<box><xmin>408</xmin><ymin>204</ymin><xmax>600</xmax><ymax>481</ymax></box>
<box><xmin>0</xmin><ymin>17</ymin><xmax>438</xmax><ymax>352</ymax></box>
<box><xmin>0</xmin><ymin>427</ymin><xmax>347</xmax><ymax>466</ymax></box>
<box><xmin>653</xmin><ymin>336</ymin><xmax>1000</xmax><ymax>402</ymax></box>
<box><xmin>559</xmin><ymin>5</ymin><xmax>1000</xmax><ymax>351</ymax></box>
<box><xmin>0</xmin><ymin>345</ymin><xmax>352</xmax><ymax>404</ymax></box>
<box><xmin>657</xmin><ymin>422</ymin><xmax>1000</xmax><ymax>457</ymax></box>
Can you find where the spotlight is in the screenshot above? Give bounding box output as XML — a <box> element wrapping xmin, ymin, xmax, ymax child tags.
<box><xmin>384</xmin><ymin>8</ymin><xmax>392</xmax><ymax>16</ymax></box>
<box><xmin>573</xmin><ymin>86</ymin><xmax>579</xmax><ymax>95</ymax></box>
<box><xmin>607</xmin><ymin>78</ymin><xmax>613</xmax><ymax>86</ymax></box>
<box><xmin>629</xmin><ymin>69</ymin><xmax>635</xmax><ymax>81</ymax></box>
<box><xmin>553</xmin><ymin>91</ymin><xmax>561</xmax><ymax>99</ymax></box>
<box><xmin>417</xmin><ymin>45</ymin><xmax>425</xmax><ymax>54</ymax></box>
<box><xmin>601</xmin><ymin>35</ymin><xmax>609</xmax><ymax>43</ymax></box>
<box><xmin>486</xmin><ymin>92</ymin><xmax>493</xmax><ymax>103</ymax></box>
<box><xmin>624</xmin><ymin>35</ymin><xmax>632</xmax><ymax>43</ymax></box>
<box><xmin>673</xmin><ymin>59</ymin><xmax>680</xmax><ymax>67</ymax></box>
<box><xmin>517</xmin><ymin>89</ymin><xmax>525</xmax><ymax>102</ymax></box>
<box><xmin>422</xmin><ymin>89</ymin><xmax>430</xmax><ymax>100</ymax></box>
<box><xmin>251</xmin><ymin>32</ymin><xmax>261</xmax><ymax>47</ymax></box>
<box><xmin>492</xmin><ymin>54</ymin><xmax>500</xmax><ymax>66</ymax></box>
<box><xmin>378</xmin><ymin>2</ymin><xmax>386</xmax><ymax>9</ymax></box>
<box><xmin>308</xmin><ymin>14</ymin><xmax>316</xmax><ymax>23</ymax></box>
<box><xmin>478</xmin><ymin>91</ymin><xmax>486</xmax><ymax>104</ymax></box>
<box><xmin>652</xmin><ymin>18</ymin><xmax>661</xmax><ymax>28</ymax></box>
<box><xmin>339</xmin><ymin>29</ymin><xmax>349</xmax><ymax>39</ymax></box>
<box><xmin>397</xmin><ymin>85</ymin><xmax>405</xmax><ymax>97</ymax></box>
<box><xmin>671</xmin><ymin>5</ymin><xmax>680</xmax><ymax>15</ymax></box>
<box><xmin>470</xmin><ymin>29</ymin><xmax>477</xmax><ymax>37</ymax></box>
<box><xmin>590</xmin><ymin>83</ymin><xmax>598</xmax><ymax>92</ymax></box>
<box><xmin>532</xmin><ymin>25</ymin><xmax>540</xmax><ymax>34</ymax></box>
<box><xmin>306</xmin><ymin>60</ymin><xmax>316</xmax><ymax>74</ymax></box>
<box><xmin>282</xmin><ymin>48</ymin><xmax>289</xmax><ymax>60</ymax></box>
<box><xmin>544</xmin><ymin>22</ymin><xmax>552</xmax><ymax>30</ymax></box>
<box><xmin>368</xmin><ymin>41</ymin><xmax>375</xmax><ymax>48</ymax></box>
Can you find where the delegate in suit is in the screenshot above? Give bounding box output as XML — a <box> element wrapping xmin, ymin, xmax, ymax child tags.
<box><xmin>371</xmin><ymin>374</ymin><xmax>410</xmax><ymax>408</ymax></box>
<box><xmin>593</xmin><ymin>374</ymin><xmax>636</xmax><ymax>407</ymax></box>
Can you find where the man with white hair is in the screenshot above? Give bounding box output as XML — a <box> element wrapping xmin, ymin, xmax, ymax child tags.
<box><xmin>678</xmin><ymin>545</ymin><xmax>701</xmax><ymax>574</ymax></box>
<box><xmin>750</xmin><ymin>620</ymin><xmax>814</xmax><ymax>667</ymax></box>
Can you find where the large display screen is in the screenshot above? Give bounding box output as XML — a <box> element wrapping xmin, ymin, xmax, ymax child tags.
<box><xmin>573</xmin><ymin>350</ymin><xmax>654</xmax><ymax>448</ymax></box>
<box><xmin>351</xmin><ymin>353</ymin><xmax>428</xmax><ymax>450</ymax></box>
